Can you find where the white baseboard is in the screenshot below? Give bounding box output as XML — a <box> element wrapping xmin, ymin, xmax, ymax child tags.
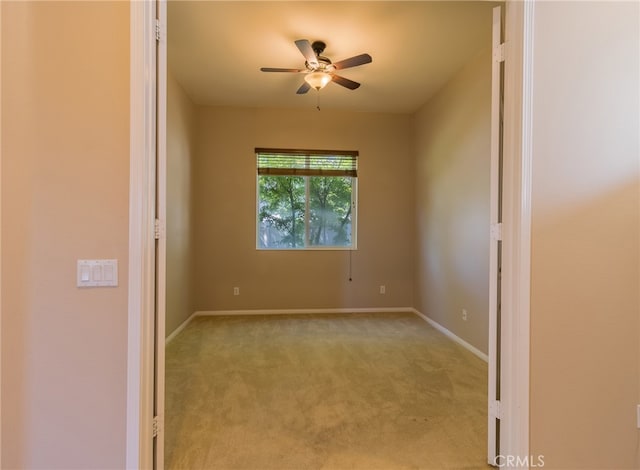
<box><xmin>165</xmin><ymin>311</ymin><xmax>198</xmax><ymax>345</ymax></box>
<box><xmin>411</xmin><ymin>309</ymin><xmax>489</xmax><ymax>363</ymax></box>
<box><xmin>165</xmin><ymin>308</ymin><xmax>414</xmax><ymax>345</ymax></box>
<box><xmin>194</xmin><ymin>307</ymin><xmax>415</xmax><ymax>316</ymax></box>
<box><xmin>166</xmin><ymin>308</ymin><xmax>488</xmax><ymax>364</ymax></box>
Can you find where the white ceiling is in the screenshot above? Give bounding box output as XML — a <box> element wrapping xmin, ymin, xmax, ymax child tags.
<box><xmin>168</xmin><ymin>1</ymin><xmax>498</xmax><ymax>114</ymax></box>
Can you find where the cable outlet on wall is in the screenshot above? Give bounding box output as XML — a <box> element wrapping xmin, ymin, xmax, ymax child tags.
<box><xmin>379</xmin><ymin>285</ymin><xmax>386</xmax><ymax>295</ymax></box>
<box><xmin>462</xmin><ymin>309</ymin><xmax>468</xmax><ymax>321</ymax></box>
<box><xmin>233</xmin><ymin>287</ymin><xmax>240</xmax><ymax>296</ymax></box>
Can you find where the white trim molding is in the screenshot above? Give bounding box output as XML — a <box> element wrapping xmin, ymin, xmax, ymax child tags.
<box><xmin>195</xmin><ymin>307</ymin><xmax>415</xmax><ymax>317</ymax></box>
<box><xmin>127</xmin><ymin>1</ymin><xmax>157</xmax><ymax>469</ymax></box>
<box><xmin>412</xmin><ymin>310</ymin><xmax>489</xmax><ymax>363</ymax></box>
<box><xmin>500</xmin><ymin>0</ymin><xmax>533</xmax><ymax>462</ymax></box>
<box><xmin>167</xmin><ymin>308</ymin><xmax>487</xmax><ymax>366</ymax></box>
<box><xmin>165</xmin><ymin>312</ymin><xmax>198</xmax><ymax>345</ymax></box>
<box><xmin>0</xmin><ymin>2</ymin><xmax>3</xmax><ymax>464</ymax></box>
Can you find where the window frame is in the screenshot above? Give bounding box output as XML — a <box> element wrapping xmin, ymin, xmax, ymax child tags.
<box><xmin>255</xmin><ymin>148</ymin><xmax>358</xmax><ymax>251</ymax></box>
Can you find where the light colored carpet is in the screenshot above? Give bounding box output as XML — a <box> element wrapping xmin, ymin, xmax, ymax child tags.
<box><xmin>164</xmin><ymin>312</ymin><xmax>489</xmax><ymax>470</ymax></box>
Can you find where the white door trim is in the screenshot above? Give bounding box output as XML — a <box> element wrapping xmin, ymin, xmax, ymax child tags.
<box><xmin>127</xmin><ymin>1</ymin><xmax>157</xmax><ymax>468</ymax></box>
<box><xmin>154</xmin><ymin>0</ymin><xmax>168</xmax><ymax>466</ymax></box>
<box><xmin>0</xmin><ymin>2</ymin><xmax>3</xmax><ymax>465</ymax></box>
<box><xmin>500</xmin><ymin>0</ymin><xmax>533</xmax><ymax>461</ymax></box>
<box><xmin>487</xmin><ymin>5</ymin><xmax>503</xmax><ymax>464</ymax></box>
<box><xmin>127</xmin><ymin>0</ymin><xmax>534</xmax><ymax>466</ymax></box>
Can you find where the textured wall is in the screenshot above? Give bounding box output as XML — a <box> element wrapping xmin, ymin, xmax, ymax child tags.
<box><xmin>193</xmin><ymin>107</ymin><xmax>415</xmax><ymax>311</ymax></box>
<box><xmin>528</xmin><ymin>2</ymin><xmax>640</xmax><ymax>468</ymax></box>
<box><xmin>166</xmin><ymin>70</ymin><xmax>197</xmax><ymax>336</ymax></box>
<box><xmin>413</xmin><ymin>47</ymin><xmax>492</xmax><ymax>354</ymax></box>
<box><xmin>1</xmin><ymin>2</ymin><xmax>130</xmax><ymax>468</ymax></box>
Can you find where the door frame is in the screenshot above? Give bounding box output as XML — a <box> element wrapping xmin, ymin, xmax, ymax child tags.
<box><xmin>0</xmin><ymin>2</ymin><xmax>3</xmax><ymax>465</ymax></box>
<box><xmin>154</xmin><ymin>0</ymin><xmax>168</xmax><ymax>466</ymax></box>
<box><xmin>127</xmin><ymin>1</ymin><xmax>157</xmax><ymax>468</ymax></box>
<box><xmin>488</xmin><ymin>5</ymin><xmax>503</xmax><ymax>463</ymax></box>
<box><xmin>125</xmin><ymin>1</ymin><xmax>534</xmax><ymax>467</ymax></box>
<box><xmin>499</xmin><ymin>1</ymin><xmax>534</xmax><ymax>459</ymax></box>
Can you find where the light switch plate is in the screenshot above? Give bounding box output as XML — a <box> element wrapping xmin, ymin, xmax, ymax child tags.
<box><xmin>77</xmin><ymin>259</ymin><xmax>118</xmax><ymax>287</ymax></box>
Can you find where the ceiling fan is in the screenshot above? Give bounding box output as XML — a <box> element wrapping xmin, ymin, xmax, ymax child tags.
<box><xmin>260</xmin><ymin>39</ymin><xmax>373</xmax><ymax>94</ymax></box>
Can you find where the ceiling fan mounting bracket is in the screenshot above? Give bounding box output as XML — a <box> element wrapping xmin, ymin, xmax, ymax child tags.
<box><xmin>304</xmin><ymin>41</ymin><xmax>332</xmax><ymax>71</ymax></box>
<box><xmin>311</xmin><ymin>41</ymin><xmax>326</xmax><ymax>55</ymax></box>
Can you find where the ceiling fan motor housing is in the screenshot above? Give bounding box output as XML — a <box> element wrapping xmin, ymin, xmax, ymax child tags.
<box><xmin>306</xmin><ymin>41</ymin><xmax>332</xmax><ymax>71</ymax></box>
<box><xmin>311</xmin><ymin>41</ymin><xmax>326</xmax><ymax>55</ymax></box>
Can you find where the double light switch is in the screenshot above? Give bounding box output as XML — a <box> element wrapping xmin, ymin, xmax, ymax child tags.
<box><xmin>77</xmin><ymin>259</ymin><xmax>118</xmax><ymax>287</ymax></box>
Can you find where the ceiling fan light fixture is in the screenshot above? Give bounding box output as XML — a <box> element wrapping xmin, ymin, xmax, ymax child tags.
<box><xmin>304</xmin><ymin>71</ymin><xmax>332</xmax><ymax>91</ymax></box>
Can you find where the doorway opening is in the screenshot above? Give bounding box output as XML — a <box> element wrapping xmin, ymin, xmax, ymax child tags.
<box><xmin>129</xmin><ymin>1</ymin><xmax>528</xmax><ymax>468</ymax></box>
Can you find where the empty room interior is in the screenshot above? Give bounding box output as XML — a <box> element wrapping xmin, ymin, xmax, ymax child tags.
<box><xmin>164</xmin><ymin>1</ymin><xmax>499</xmax><ymax>468</ymax></box>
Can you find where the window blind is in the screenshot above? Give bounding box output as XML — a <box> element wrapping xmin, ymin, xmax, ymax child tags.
<box><xmin>255</xmin><ymin>148</ymin><xmax>358</xmax><ymax>177</ymax></box>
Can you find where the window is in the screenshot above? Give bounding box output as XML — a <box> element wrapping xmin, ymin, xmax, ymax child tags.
<box><xmin>256</xmin><ymin>148</ymin><xmax>358</xmax><ymax>250</ymax></box>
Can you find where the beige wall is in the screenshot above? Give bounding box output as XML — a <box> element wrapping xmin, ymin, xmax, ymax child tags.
<box><xmin>529</xmin><ymin>1</ymin><xmax>640</xmax><ymax>468</ymax></box>
<box><xmin>1</xmin><ymin>2</ymin><xmax>129</xmax><ymax>468</ymax></box>
<box><xmin>193</xmin><ymin>107</ymin><xmax>415</xmax><ymax>311</ymax></box>
<box><xmin>166</xmin><ymin>70</ymin><xmax>197</xmax><ymax>336</ymax></box>
<box><xmin>413</xmin><ymin>47</ymin><xmax>492</xmax><ymax>354</ymax></box>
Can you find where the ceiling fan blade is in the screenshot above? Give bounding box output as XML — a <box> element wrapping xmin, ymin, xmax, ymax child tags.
<box><xmin>331</xmin><ymin>74</ymin><xmax>361</xmax><ymax>90</ymax></box>
<box><xmin>294</xmin><ymin>39</ymin><xmax>318</xmax><ymax>68</ymax></box>
<box><xmin>296</xmin><ymin>82</ymin><xmax>311</xmax><ymax>94</ymax></box>
<box><xmin>260</xmin><ymin>67</ymin><xmax>305</xmax><ymax>73</ymax></box>
<box><xmin>332</xmin><ymin>53</ymin><xmax>372</xmax><ymax>70</ymax></box>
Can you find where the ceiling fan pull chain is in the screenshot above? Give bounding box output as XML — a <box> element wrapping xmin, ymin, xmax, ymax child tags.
<box><xmin>316</xmin><ymin>91</ymin><xmax>321</xmax><ymax>111</ymax></box>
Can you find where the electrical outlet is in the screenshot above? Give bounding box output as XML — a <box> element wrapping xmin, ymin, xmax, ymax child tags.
<box><xmin>462</xmin><ymin>309</ymin><xmax>468</xmax><ymax>321</ymax></box>
<box><xmin>233</xmin><ymin>287</ymin><xmax>240</xmax><ymax>296</ymax></box>
<box><xmin>379</xmin><ymin>285</ymin><xmax>386</xmax><ymax>295</ymax></box>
